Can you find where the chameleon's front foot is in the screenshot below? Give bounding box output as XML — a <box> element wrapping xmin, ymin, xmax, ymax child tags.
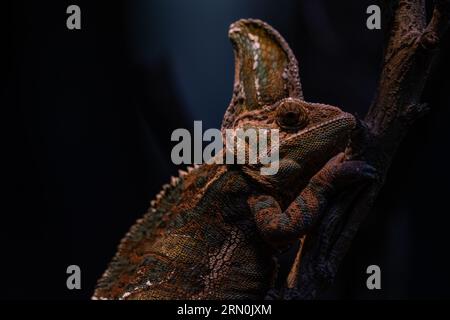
<box><xmin>314</xmin><ymin>152</ymin><xmax>378</xmax><ymax>191</ymax></box>
<box><xmin>249</xmin><ymin>153</ymin><xmax>377</xmax><ymax>248</ymax></box>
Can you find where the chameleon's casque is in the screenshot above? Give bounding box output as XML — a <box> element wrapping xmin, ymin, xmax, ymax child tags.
<box><xmin>93</xmin><ymin>19</ymin><xmax>373</xmax><ymax>300</ymax></box>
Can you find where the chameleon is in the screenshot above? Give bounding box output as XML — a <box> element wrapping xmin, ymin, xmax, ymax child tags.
<box><xmin>93</xmin><ymin>19</ymin><xmax>375</xmax><ymax>300</ymax></box>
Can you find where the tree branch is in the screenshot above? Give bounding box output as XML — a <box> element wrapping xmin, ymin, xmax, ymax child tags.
<box><xmin>284</xmin><ymin>0</ymin><xmax>450</xmax><ymax>300</ymax></box>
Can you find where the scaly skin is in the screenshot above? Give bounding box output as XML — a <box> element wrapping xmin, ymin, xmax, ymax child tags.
<box><xmin>93</xmin><ymin>19</ymin><xmax>374</xmax><ymax>300</ymax></box>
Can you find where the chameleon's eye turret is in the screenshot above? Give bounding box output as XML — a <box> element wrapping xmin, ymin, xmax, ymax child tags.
<box><xmin>276</xmin><ymin>99</ymin><xmax>309</xmax><ymax>131</ymax></box>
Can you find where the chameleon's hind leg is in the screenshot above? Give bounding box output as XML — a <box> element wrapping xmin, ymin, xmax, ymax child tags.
<box><xmin>248</xmin><ymin>153</ymin><xmax>377</xmax><ymax>248</ymax></box>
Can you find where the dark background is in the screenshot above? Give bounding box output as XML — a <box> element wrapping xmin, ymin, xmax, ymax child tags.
<box><xmin>2</xmin><ymin>0</ymin><xmax>449</xmax><ymax>300</ymax></box>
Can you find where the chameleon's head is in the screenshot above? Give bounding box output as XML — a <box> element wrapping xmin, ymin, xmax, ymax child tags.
<box><xmin>229</xmin><ymin>97</ymin><xmax>355</xmax><ymax>185</ymax></box>
<box><xmin>222</xmin><ymin>19</ymin><xmax>355</xmax><ymax>189</ymax></box>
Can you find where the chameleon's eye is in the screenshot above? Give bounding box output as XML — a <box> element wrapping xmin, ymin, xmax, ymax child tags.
<box><xmin>276</xmin><ymin>99</ymin><xmax>309</xmax><ymax>130</ymax></box>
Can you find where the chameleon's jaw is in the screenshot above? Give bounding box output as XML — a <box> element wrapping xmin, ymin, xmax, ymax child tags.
<box><xmin>279</xmin><ymin>112</ymin><xmax>356</xmax><ymax>167</ymax></box>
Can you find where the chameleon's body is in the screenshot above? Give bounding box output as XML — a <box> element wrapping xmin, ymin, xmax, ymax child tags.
<box><xmin>93</xmin><ymin>19</ymin><xmax>374</xmax><ymax>300</ymax></box>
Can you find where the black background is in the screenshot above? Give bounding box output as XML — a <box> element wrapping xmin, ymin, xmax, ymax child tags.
<box><xmin>2</xmin><ymin>0</ymin><xmax>450</xmax><ymax>299</ymax></box>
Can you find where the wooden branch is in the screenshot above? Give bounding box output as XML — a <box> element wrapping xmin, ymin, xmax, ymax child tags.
<box><xmin>282</xmin><ymin>0</ymin><xmax>450</xmax><ymax>300</ymax></box>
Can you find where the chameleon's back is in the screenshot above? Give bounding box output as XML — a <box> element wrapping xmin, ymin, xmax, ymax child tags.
<box><xmin>93</xmin><ymin>164</ymin><xmax>275</xmax><ymax>300</ymax></box>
